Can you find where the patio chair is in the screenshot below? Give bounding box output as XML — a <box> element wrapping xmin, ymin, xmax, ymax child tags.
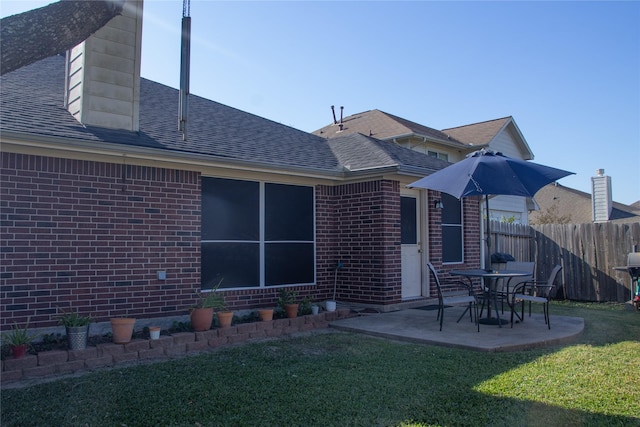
<box><xmin>510</xmin><ymin>265</ymin><xmax>562</xmax><ymax>329</ymax></box>
<box><xmin>479</xmin><ymin>261</ymin><xmax>535</xmax><ymax>317</ymax></box>
<box><xmin>427</xmin><ymin>263</ymin><xmax>479</xmax><ymax>332</ymax></box>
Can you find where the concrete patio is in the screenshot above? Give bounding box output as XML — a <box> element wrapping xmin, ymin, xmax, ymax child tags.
<box><xmin>330</xmin><ymin>305</ymin><xmax>584</xmax><ymax>352</ymax></box>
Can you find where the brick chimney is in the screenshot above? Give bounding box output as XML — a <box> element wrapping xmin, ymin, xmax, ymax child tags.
<box><xmin>591</xmin><ymin>168</ymin><xmax>612</xmax><ymax>222</ymax></box>
<box><xmin>64</xmin><ymin>0</ymin><xmax>143</xmax><ymax>132</ymax></box>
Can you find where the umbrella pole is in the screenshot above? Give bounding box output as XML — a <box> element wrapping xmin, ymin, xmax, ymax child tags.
<box><xmin>485</xmin><ymin>195</ymin><xmax>491</xmax><ymax>271</ymax></box>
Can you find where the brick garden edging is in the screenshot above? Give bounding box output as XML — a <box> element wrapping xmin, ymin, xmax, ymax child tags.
<box><xmin>1</xmin><ymin>309</ymin><xmax>352</xmax><ymax>385</ymax></box>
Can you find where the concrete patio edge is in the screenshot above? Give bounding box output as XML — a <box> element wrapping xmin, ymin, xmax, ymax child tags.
<box><xmin>329</xmin><ymin>307</ymin><xmax>584</xmax><ymax>352</ymax></box>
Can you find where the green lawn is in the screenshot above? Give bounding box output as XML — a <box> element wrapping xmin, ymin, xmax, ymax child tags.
<box><xmin>2</xmin><ymin>302</ymin><xmax>639</xmax><ymax>427</ymax></box>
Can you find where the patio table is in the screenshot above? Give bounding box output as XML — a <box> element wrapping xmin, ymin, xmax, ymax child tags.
<box><xmin>449</xmin><ymin>269</ymin><xmax>530</xmax><ymax>326</ymax></box>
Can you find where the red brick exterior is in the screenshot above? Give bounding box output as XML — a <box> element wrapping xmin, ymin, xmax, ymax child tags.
<box><xmin>1</xmin><ymin>153</ymin><xmax>200</xmax><ymax>329</ymax></box>
<box><xmin>1</xmin><ymin>152</ymin><xmax>481</xmax><ymax>330</ymax></box>
<box><xmin>327</xmin><ymin>180</ymin><xmax>402</xmax><ymax>304</ymax></box>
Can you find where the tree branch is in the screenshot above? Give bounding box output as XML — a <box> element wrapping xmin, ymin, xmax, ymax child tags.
<box><xmin>1</xmin><ymin>0</ymin><xmax>125</xmax><ymax>75</ymax></box>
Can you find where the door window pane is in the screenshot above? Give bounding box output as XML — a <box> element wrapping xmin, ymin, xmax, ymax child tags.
<box><xmin>401</xmin><ymin>196</ymin><xmax>417</xmax><ymax>244</ymax></box>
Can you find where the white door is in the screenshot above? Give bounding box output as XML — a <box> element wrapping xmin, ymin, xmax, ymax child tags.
<box><xmin>401</xmin><ymin>193</ymin><xmax>423</xmax><ymax>299</ymax></box>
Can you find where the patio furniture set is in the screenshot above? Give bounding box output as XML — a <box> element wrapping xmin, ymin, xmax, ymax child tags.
<box><xmin>428</xmin><ymin>262</ymin><xmax>563</xmax><ymax>332</ymax></box>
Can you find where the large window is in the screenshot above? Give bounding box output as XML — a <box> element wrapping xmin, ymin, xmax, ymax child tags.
<box><xmin>201</xmin><ymin>177</ymin><xmax>315</xmax><ymax>289</ymax></box>
<box><xmin>441</xmin><ymin>193</ymin><xmax>463</xmax><ymax>263</ymax></box>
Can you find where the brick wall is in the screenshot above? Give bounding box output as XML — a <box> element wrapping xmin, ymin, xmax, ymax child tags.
<box><xmin>1</xmin><ymin>153</ymin><xmax>201</xmax><ymax>330</ymax></box>
<box><xmin>1</xmin><ymin>151</ymin><xmax>481</xmax><ymax>330</ymax></box>
<box><xmin>329</xmin><ymin>180</ymin><xmax>402</xmax><ymax>305</ymax></box>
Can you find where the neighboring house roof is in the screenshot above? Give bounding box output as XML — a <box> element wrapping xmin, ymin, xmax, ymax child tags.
<box><xmin>442</xmin><ymin>116</ymin><xmax>534</xmax><ymax>160</ymax></box>
<box><xmin>312</xmin><ymin>109</ymin><xmax>468</xmax><ymax>148</ymax></box>
<box><xmin>328</xmin><ymin>133</ymin><xmax>451</xmax><ymax>173</ymax></box>
<box><xmin>0</xmin><ymin>55</ymin><xmax>446</xmax><ymax>180</ymax></box>
<box><xmin>530</xmin><ymin>183</ymin><xmax>640</xmax><ymax>224</ymax></box>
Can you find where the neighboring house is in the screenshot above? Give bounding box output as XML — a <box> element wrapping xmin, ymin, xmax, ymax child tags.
<box><xmin>530</xmin><ymin>172</ymin><xmax>640</xmax><ymax>224</ymax></box>
<box><xmin>313</xmin><ymin>110</ymin><xmax>538</xmax><ymax>267</ymax></box>
<box><xmin>314</xmin><ymin>110</ymin><xmax>536</xmax><ymax>224</ymax></box>
<box><xmin>0</xmin><ymin>3</ymin><xmax>482</xmax><ymax>330</ymax></box>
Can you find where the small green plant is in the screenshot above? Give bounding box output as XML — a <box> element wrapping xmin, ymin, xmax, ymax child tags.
<box><xmin>57</xmin><ymin>307</ymin><xmax>92</xmax><ymax>327</ymax></box>
<box><xmin>299</xmin><ymin>297</ymin><xmax>313</xmax><ymax>315</ymax></box>
<box><xmin>38</xmin><ymin>333</ymin><xmax>66</xmax><ymax>351</ymax></box>
<box><xmin>2</xmin><ymin>319</ymin><xmax>38</xmax><ymax>347</ymax></box>
<box><xmin>169</xmin><ymin>320</ymin><xmax>192</xmax><ymax>333</ymax></box>
<box><xmin>277</xmin><ymin>288</ymin><xmax>297</xmax><ymax>309</ymax></box>
<box><xmin>193</xmin><ymin>279</ymin><xmax>226</xmax><ymax>311</ymax></box>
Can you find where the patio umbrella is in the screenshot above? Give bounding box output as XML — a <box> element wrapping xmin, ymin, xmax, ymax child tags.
<box><xmin>408</xmin><ymin>149</ymin><xmax>574</xmax><ymax>268</ymax></box>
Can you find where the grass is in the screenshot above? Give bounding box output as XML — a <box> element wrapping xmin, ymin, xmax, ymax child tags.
<box><xmin>1</xmin><ymin>302</ymin><xmax>639</xmax><ymax>427</ymax></box>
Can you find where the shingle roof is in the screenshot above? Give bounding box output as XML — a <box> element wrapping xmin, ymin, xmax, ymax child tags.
<box><xmin>313</xmin><ymin>109</ymin><xmax>467</xmax><ymax>146</ymax></box>
<box><xmin>442</xmin><ymin>117</ymin><xmax>511</xmax><ymax>146</ymax></box>
<box><xmin>327</xmin><ymin>133</ymin><xmax>451</xmax><ymax>173</ymax></box>
<box><xmin>1</xmin><ymin>56</ymin><xmax>342</xmax><ymax>172</ymax></box>
<box><xmin>1</xmin><ymin>56</ymin><xmax>448</xmax><ymax>179</ymax></box>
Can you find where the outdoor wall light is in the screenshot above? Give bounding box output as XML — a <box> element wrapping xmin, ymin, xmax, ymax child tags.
<box><xmin>434</xmin><ymin>199</ymin><xmax>444</xmax><ymax>209</ymax></box>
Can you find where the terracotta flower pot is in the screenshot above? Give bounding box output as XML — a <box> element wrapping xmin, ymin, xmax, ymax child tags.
<box><xmin>11</xmin><ymin>344</ymin><xmax>28</xmax><ymax>359</ymax></box>
<box><xmin>258</xmin><ymin>309</ymin><xmax>274</xmax><ymax>321</ymax></box>
<box><xmin>284</xmin><ymin>303</ymin><xmax>299</xmax><ymax>318</ymax></box>
<box><xmin>190</xmin><ymin>307</ymin><xmax>214</xmax><ymax>331</ymax></box>
<box><xmin>110</xmin><ymin>318</ymin><xmax>136</xmax><ymax>344</ymax></box>
<box><xmin>217</xmin><ymin>311</ymin><xmax>234</xmax><ymax>328</ymax></box>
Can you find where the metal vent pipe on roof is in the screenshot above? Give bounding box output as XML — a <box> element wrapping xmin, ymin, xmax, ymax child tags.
<box><xmin>178</xmin><ymin>0</ymin><xmax>191</xmax><ymax>141</ymax></box>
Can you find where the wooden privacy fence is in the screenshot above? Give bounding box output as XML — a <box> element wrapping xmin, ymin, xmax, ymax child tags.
<box><xmin>489</xmin><ymin>220</ymin><xmax>640</xmax><ymax>302</ymax></box>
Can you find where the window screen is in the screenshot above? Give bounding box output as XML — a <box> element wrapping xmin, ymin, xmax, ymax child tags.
<box><xmin>201</xmin><ymin>177</ymin><xmax>315</xmax><ymax>289</ymax></box>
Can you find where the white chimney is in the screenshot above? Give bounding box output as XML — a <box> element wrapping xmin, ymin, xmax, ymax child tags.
<box><xmin>64</xmin><ymin>1</ymin><xmax>143</xmax><ymax>132</ymax></box>
<box><xmin>591</xmin><ymin>169</ymin><xmax>612</xmax><ymax>222</ymax></box>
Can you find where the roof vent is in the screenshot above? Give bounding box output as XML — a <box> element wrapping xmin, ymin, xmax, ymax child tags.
<box><xmin>178</xmin><ymin>0</ymin><xmax>191</xmax><ymax>141</ymax></box>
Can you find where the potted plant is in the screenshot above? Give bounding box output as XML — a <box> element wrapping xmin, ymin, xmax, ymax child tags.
<box><xmin>149</xmin><ymin>326</ymin><xmax>161</xmax><ymax>340</ymax></box>
<box><xmin>299</xmin><ymin>297</ymin><xmax>313</xmax><ymax>315</ymax></box>
<box><xmin>191</xmin><ymin>279</ymin><xmax>226</xmax><ymax>331</ymax></box>
<box><xmin>3</xmin><ymin>319</ymin><xmax>38</xmax><ymax>359</ymax></box>
<box><xmin>278</xmin><ymin>288</ymin><xmax>299</xmax><ymax>318</ymax></box>
<box><xmin>57</xmin><ymin>307</ymin><xmax>92</xmax><ymax>350</ymax></box>
<box><xmin>258</xmin><ymin>308</ymin><xmax>274</xmax><ymax>321</ymax></box>
<box><xmin>110</xmin><ymin>317</ymin><xmax>136</xmax><ymax>344</ymax></box>
<box><xmin>216</xmin><ymin>306</ymin><xmax>234</xmax><ymax>328</ymax></box>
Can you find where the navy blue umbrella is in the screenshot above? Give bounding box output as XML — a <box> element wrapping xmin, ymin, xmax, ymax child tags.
<box><xmin>409</xmin><ymin>149</ymin><xmax>574</xmax><ymax>267</ymax></box>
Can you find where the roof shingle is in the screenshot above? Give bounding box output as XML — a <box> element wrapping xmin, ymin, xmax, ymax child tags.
<box><xmin>1</xmin><ymin>56</ymin><xmax>448</xmax><ymax>179</ymax></box>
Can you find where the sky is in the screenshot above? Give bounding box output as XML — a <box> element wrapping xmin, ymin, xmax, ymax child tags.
<box><xmin>2</xmin><ymin>0</ymin><xmax>639</xmax><ymax>205</ymax></box>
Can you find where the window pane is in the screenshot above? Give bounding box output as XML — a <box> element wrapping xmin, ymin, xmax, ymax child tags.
<box><xmin>201</xmin><ymin>242</ymin><xmax>259</xmax><ymax>288</ymax></box>
<box><xmin>265</xmin><ymin>183</ymin><xmax>314</xmax><ymax>241</ymax></box>
<box><xmin>265</xmin><ymin>243</ymin><xmax>314</xmax><ymax>286</ymax></box>
<box><xmin>401</xmin><ymin>196</ymin><xmax>417</xmax><ymax>244</ymax></box>
<box><xmin>202</xmin><ymin>177</ymin><xmax>259</xmax><ymax>240</ymax></box>
<box><xmin>442</xmin><ymin>226</ymin><xmax>462</xmax><ymax>263</ymax></box>
<box><xmin>441</xmin><ymin>193</ymin><xmax>461</xmax><ymax>224</ymax></box>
